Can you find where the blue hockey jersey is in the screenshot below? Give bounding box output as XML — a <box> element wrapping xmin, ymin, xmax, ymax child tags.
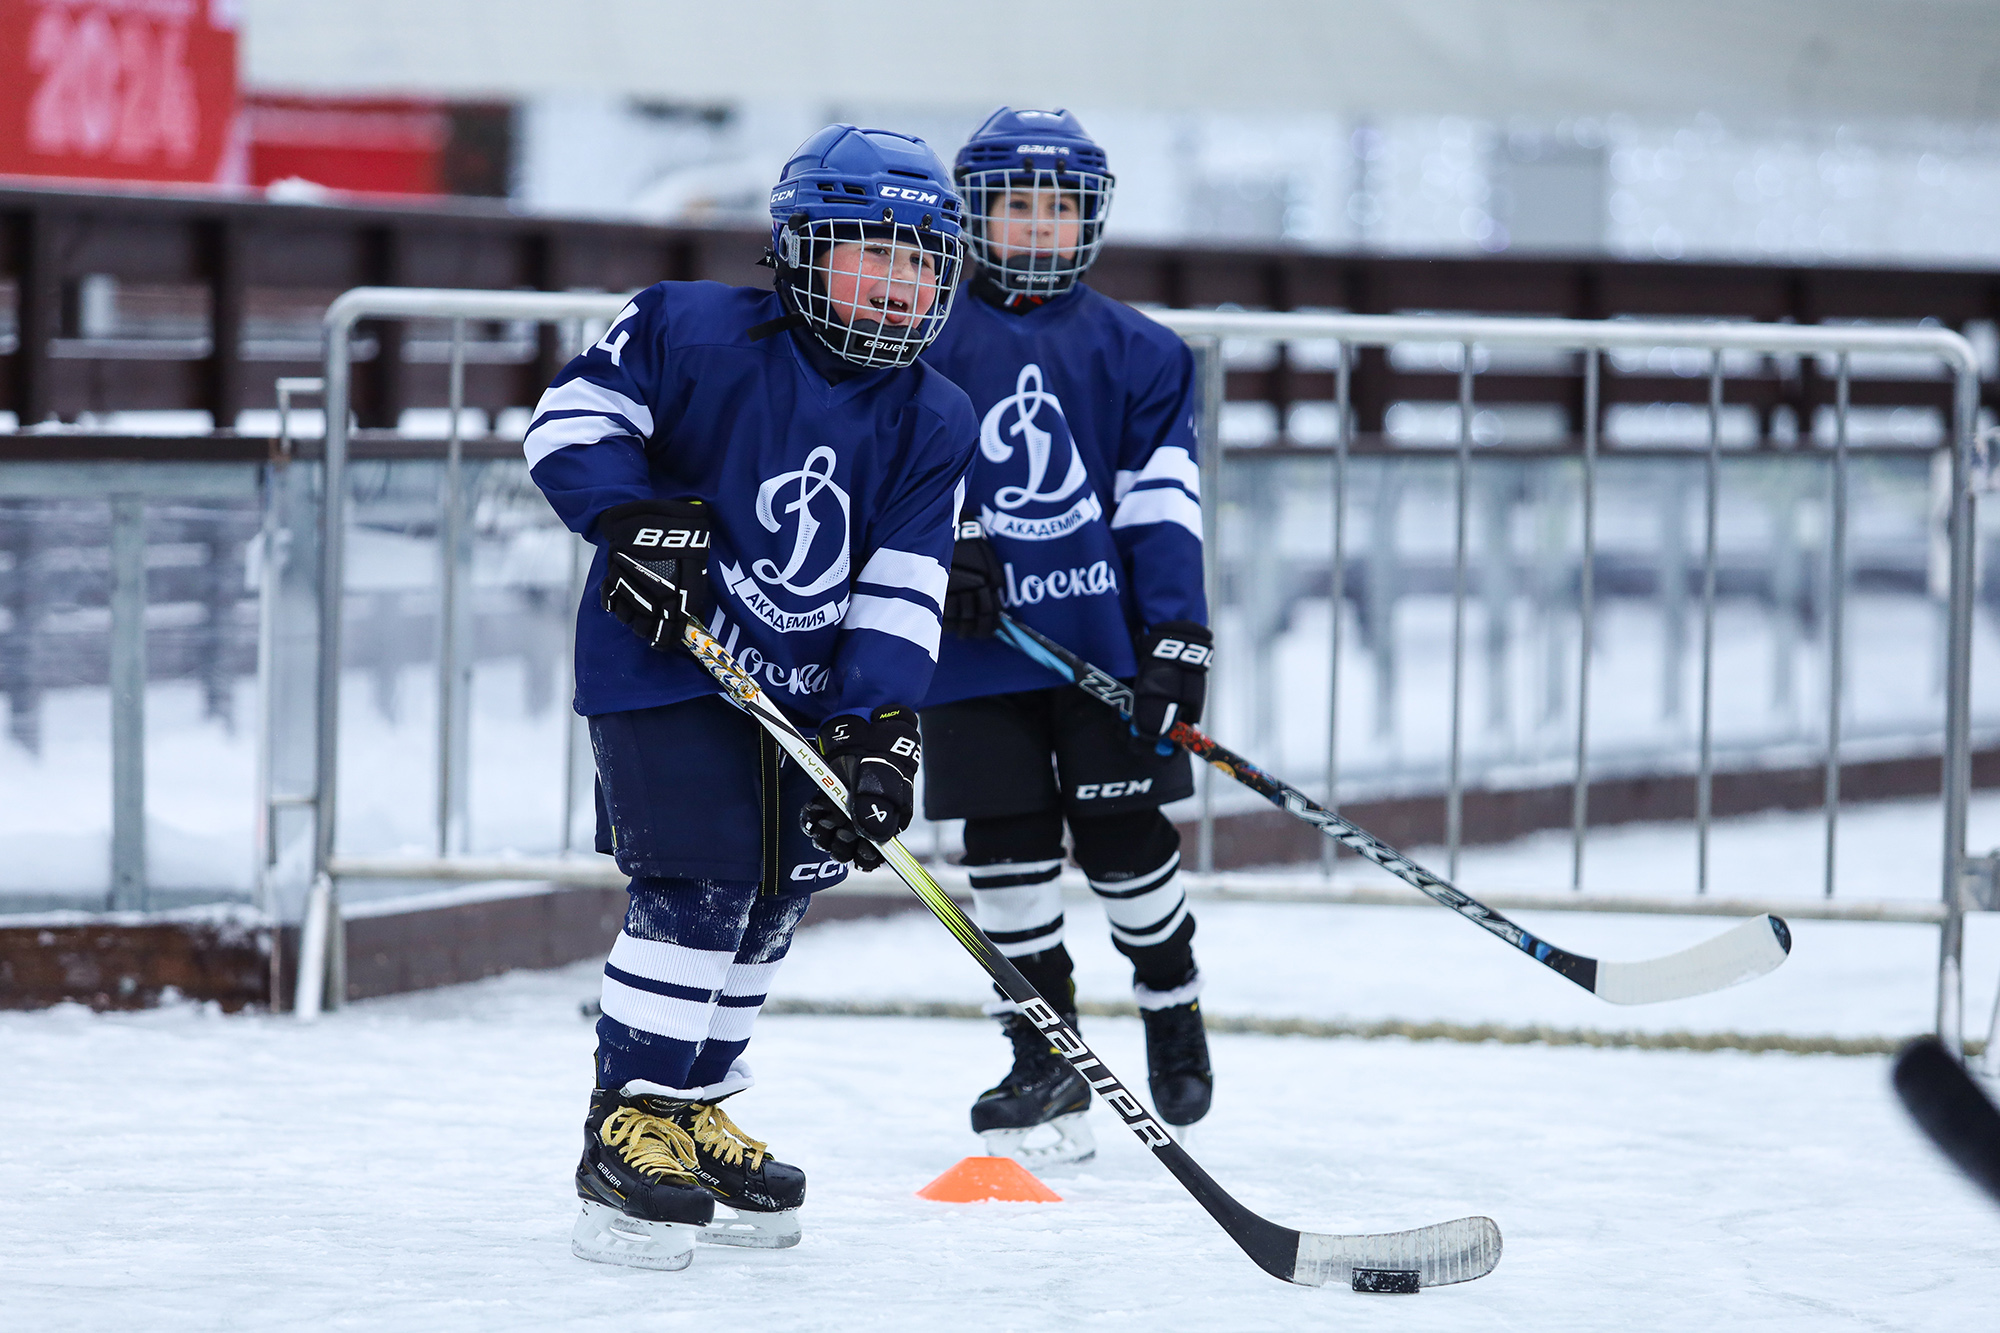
<box><xmin>918</xmin><ymin>284</ymin><xmax>1206</xmax><ymax>707</ymax></box>
<box><xmin>526</xmin><ymin>281</ymin><xmax>977</xmax><ymax>723</ymax></box>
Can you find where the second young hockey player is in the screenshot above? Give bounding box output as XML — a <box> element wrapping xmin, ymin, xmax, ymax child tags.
<box><xmin>917</xmin><ymin>108</ymin><xmax>1214</xmax><ymax>1164</ymax></box>
<box><xmin>527</xmin><ymin>124</ymin><xmax>975</xmax><ymax>1267</ymax></box>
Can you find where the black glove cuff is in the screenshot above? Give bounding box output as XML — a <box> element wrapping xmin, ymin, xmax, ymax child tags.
<box><xmin>817</xmin><ymin>705</ymin><xmax>923</xmax><ymax>781</ymax></box>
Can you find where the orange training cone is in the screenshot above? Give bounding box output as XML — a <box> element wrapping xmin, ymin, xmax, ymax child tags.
<box><xmin>916</xmin><ymin>1155</ymin><xmax>1063</xmax><ymax>1203</ymax></box>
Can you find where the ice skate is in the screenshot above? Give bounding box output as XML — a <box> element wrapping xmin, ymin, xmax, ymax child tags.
<box><xmin>1141</xmin><ymin>999</ymin><xmax>1213</xmax><ymax>1127</ymax></box>
<box><xmin>655</xmin><ymin>1097</ymin><xmax>807</xmax><ymax>1249</ymax></box>
<box><xmin>571</xmin><ymin>1087</ymin><xmax>716</xmax><ymax>1270</ymax></box>
<box><xmin>971</xmin><ymin>1011</ymin><xmax>1096</xmax><ymax>1166</ymax></box>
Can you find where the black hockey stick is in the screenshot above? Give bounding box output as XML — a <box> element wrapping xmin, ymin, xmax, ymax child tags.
<box><xmin>996</xmin><ymin>613</ymin><xmax>1791</xmax><ymax>1006</ymax></box>
<box><xmin>674</xmin><ymin>610</ymin><xmax>1500</xmax><ymax>1292</ymax></box>
<box><xmin>1893</xmin><ymin>1037</ymin><xmax>2000</xmax><ymax>1209</ymax></box>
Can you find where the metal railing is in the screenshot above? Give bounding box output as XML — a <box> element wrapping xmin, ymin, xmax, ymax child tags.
<box><xmin>1149</xmin><ymin>308</ymin><xmax>1985</xmax><ymax>1055</ymax></box>
<box><xmin>292</xmin><ymin>289</ymin><xmax>1992</xmax><ymax>1056</ymax></box>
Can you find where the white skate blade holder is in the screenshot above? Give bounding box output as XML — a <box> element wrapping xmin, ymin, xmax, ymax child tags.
<box><xmin>980</xmin><ymin>1110</ymin><xmax>1097</xmax><ymax>1168</ymax></box>
<box><xmin>700</xmin><ymin>1204</ymin><xmax>802</xmax><ymax>1249</ymax></box>
<box><xmin>571</xmin><ymin>1200</ymin><xmax>700</xmax><ymax>1271</ymax></box>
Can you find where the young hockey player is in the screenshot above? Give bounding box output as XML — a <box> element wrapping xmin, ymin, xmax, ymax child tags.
<box><xmin>916</xmin><ymin>108</ymin><xmax>1213</xmax><ymax>1164</ymax></box>
<box><xmin>526</xmin><ymin>124</ymin><xmax>975</xmax><ymax>1268</ymax></box>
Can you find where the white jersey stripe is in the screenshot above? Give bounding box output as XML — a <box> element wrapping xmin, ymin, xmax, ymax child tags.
<box><xmin>524</xmin><ymin>413</ymin><xmax>635</xmax><ymax>470</ymax></box>
<box><xmin>1110</xmin><ymin>485</ymin><xmax>1203</xmax><ymax>541</ymax></box>
<box><xmin>843</xmin><ymin>593</ymin><xmax>943</xmax><ymax>659</ymax></box>
<box><xmin>536</xmin><ymin>378</ymin><xmax>656</xmax><ymax>440</ymax></box>
<box><xmin>857</xmin><ymin>547</ymin><xmax>949</xmax><ymax>609</ymax></box>
<box><xmin>1112</xmin><ymin>446</ymin><xmax>1201</xmax><ymax>503</ymax></box>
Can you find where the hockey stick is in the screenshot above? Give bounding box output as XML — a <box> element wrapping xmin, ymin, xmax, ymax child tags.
<box><xmin>1893</xmin><ymin>1037</ymin><xmax>2000</xmax><ymax>1209</ymax></box>
<box><xmin>676</xmin><ymin>613</ymin><xmax>1501</xmax><ymax>1292</ymax></box>
<box><xmin>995</xmin><ymin>614</ymin><xmax>1792</xmax><ymax>1006</ymax></box>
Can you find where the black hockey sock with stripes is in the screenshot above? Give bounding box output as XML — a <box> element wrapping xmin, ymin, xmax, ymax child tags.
<box><xmin>1071</xmin><ymin>808</ymin><xmax>1197</xmax><ymax>993</ymax></box>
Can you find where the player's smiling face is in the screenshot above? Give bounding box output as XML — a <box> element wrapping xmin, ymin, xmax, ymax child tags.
<box><xmin>986</xmin><ymin>188</ymin><xmax>1082</xmax><ymax>262</ymax></box>
<box><xmin>822</xmin><ymin>237</ymin><xmax>940</xmax><ymax>327</ymax></box>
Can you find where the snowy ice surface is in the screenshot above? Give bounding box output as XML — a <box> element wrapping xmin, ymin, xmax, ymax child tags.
<box><xmin>4</xmin><ymin>963</ymin><xmax>1997</xmax><ymax>1332</ymax></box>
<box><xmin>826</xmin><ymin>790</ymin><xmax>2000</xmax><ymax>1043</ymax></box>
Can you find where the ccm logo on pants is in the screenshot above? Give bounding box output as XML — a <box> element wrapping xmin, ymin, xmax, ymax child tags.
<box><xmin>1074</xmin><ymin>779</ymin><xmax>1153</xmax><ymax>800</ymax></box>
<box><xmin>789</xmin><ymin>860</ymin><xmax>844</xmax><ymax>881</ymax></box>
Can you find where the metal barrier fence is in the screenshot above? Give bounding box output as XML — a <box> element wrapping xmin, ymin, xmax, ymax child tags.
<box><xmin>288</xmin><ymin>289</ymin><xmax>1991</xmax><ymax>1054</ymax></box>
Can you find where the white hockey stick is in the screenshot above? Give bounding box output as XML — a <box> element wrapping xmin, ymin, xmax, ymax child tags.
<box><xmin>996</xmin><ymin>614</ymin><xmax>1792</xmax><ymax>1006</ymax></box>
<box><xmin>673</xmin><ymin>610</ymin><xmax>1501</xmax><ymax>1291</ymax></box>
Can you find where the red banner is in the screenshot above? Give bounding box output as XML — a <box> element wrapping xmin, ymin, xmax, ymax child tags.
<box><xmin>246</xmin><ymin>95</ymin><xmax>451</xmax><ymax>196</ymax></box>
<box><xmin>0</xmin><ymin>0</ymin><xmax>240</xmax><ymax>187</ymax></box>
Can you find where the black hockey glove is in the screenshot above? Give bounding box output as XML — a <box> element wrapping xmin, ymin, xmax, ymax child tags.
<box><xmin>800</xmin><ymin>706</ymin><xmax>922</xmax><ymax>872</ymax></box>
<box><xmin>597</xmin><ymin>499</ymin><xmax>711</xmax><ymax>653</ymax></box>
<box><xmin>942</xmin><ymin>518</ymin><xmax>1005</xmax><ymax>640</ymax></box>
<box><xmin>1131</xmin><ymin>621</ymin><xmax>1212</xmax><ymax>744</ymax></box>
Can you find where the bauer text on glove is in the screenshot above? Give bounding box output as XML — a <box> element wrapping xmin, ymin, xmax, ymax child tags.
<box><xmin>598</xmin><ymin>499</ymin><xmax>711</xmax><ymax>653</ymax></box>
<box><xmin>1132</xmin><ymin>621</ymin><xmax>1211</xmax><ymax>741</ymax></box>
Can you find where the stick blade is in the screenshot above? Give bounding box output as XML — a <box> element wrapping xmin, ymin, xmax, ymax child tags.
<box><xmin>1893</xmin><ymin>1037</ymin><xmax>2000</xmax><ymax>1208</ymax></box>
<box><xmin>1289</xmin><ymin>1215</ymin><xmax>1502</xmax><ymax>1289</ymax></box>
<box><xmin>1591</xmin><ymin>914</ymin><xmax>1792</xmax><ymax>1005</ymax></box>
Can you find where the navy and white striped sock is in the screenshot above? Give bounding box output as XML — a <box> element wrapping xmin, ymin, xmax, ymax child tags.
<box><xmin>595</xmin><ymin>876</ymin><xmax>760</xmax><ymax>1094</ymax></box>
<box><xmin>683</xmin><ymin>893</ymin><xmax>811</xmax><ymax>1090</ymax></box>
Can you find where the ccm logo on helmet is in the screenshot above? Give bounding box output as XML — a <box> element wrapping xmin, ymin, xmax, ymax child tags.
<box><xmin>1075</xmin><ymin>779</ymin><xmax>1153</xmax><ymax>800</ymax></box>
<box><xmin>770</xmin><ymin>187</ymin><xmax>796</xmax><ymax>204</ymax></box>
<box><xmin>631</xmin><ymin>528</ymin><xmax>709</xmax><ymax>550</ymax></box>
<box><xmin>789</xmin><ymin>860</ymin><xmax>845</xmax><ymax>881</ymax></box>
<box><xmin>1150</xmin><ymin>638</ymin><xmax>1212</xmax><ymax>666</ymax></box>
<box><xmin>879</xmin><ymin>185</ymin><xmax>941</xmax><ymax>203</ymax></box>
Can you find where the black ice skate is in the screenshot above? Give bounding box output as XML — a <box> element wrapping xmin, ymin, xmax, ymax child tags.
<box><xmin>971</xmin><ymin>1010</ymin><xmax>1096</xmax><ymax>1166</ymax></box>
<box><xmin>571</xmin><ymin>1087</ymin><xmax>716</xmax><ymax>1271</ymax></box>
<box><xmin>1141</xmin><ymin>999</ymin><xmax>1213</xmax><ymax>1128</ymax></box>
<box><xmin>655</xmin><ymin>1097</ymin><xmax>807</xmax><ymax>1249</ymax></box>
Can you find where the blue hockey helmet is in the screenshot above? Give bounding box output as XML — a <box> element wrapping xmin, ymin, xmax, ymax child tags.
<box><xmin>954</xmin><ymin>107</ymin><xmax>1115</xmax><ymax>297</ymax></box>
<box><xmin>767</xmin><ymin>125</ymin><xmax>966</xmax><ymax>370</ymax></box>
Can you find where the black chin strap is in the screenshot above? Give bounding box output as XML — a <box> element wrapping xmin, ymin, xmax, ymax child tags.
<box><xmin>747</xmin><ymin>310</ymin><xmax>808</xmax><ymax>342</ymax></box>
<box><xmin>973</xmin><ymin>269</ymin><xmax>1053</xmax><ymax>314</ymax></box>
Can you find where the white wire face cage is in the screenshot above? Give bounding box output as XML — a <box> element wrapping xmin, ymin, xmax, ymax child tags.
<box><xmin>960</xmin><ymin>167</ymin><xmax>1115</xmax><ymax>296</ymax></box>
<box><xmin>782</xmin><ymin>218</ymin><xmax>964</xmax><ymax>370</ymax></box>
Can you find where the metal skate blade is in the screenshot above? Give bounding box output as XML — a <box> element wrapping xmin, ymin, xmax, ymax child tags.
<box><xmin>980</xmin><ymin>1110</ymin><xmax>1096</xmax><ymax>1168</ymax></box>
<box><xmin>570</xmin><ymin>1200</ymin><xmax>698</xmax><ymax>1271</ymax></box>
<box><xmin>1166</xmin><ymin>1120</ymin><xmax>1196</xmax><ymax>1149</ymax></box>
<box><xmin>699</xmin><ymin>1204</ymin><xmax>801</xmax><ymax>1249</ymax></box>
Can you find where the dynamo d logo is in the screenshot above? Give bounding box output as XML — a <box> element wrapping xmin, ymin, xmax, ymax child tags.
<box><xmin>717</xmin><ymin>445</ymin><xmax>852</xmax><ymax>635</ymax></box>
<box><xmin>978</xmin><ymin>364</ymin><xmax>1102</xmax><ymax>542</ymax></box>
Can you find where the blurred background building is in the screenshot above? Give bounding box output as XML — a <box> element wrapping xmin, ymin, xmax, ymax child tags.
<box><xmin>8</xmin><ymin>1</ymin><xmax>2000</xmax><ymax>263</ymax></box>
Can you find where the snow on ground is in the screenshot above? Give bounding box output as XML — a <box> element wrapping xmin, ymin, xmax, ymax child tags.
<box><xmin>789</xmin><ymin>897</ymin><xmax>2000</xmax><ymax>1044</ymax></box>
<box><xmin>8</xmin><ymin>719</ymin><xmax>2000</xmax><ymax>1328</ymax></box>
<box><xmin>3</xmin><ymin>964</ymin><xmax>1997</xmax><ymax>1332</ymax></box>
<box><xmin>826</xmin><ymin>791</ymin><xmax>2000</xmax><ymax>1043</ymax></box>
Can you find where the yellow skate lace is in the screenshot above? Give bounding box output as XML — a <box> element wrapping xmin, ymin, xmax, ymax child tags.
<box><xmin>686</xmin><ymin>1103</ymin><xmax>768</xmax><ymax>1172</ymax></box>
<box><xmin>600</xmin><ymin>1107</ymin><xmax>701</xmax><ymax>1182</ymax></box>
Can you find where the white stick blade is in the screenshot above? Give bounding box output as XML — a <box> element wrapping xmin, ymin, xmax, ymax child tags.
<box><xmin>1291</xmin><ymin>1215</ymin><xmax>1502</xmax><ymax>1289</ymax></box>
<box><xmin>1593</xmin><ymin>914</ymin><xmax>1792</xmax><ymax>1005</ymax></box>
